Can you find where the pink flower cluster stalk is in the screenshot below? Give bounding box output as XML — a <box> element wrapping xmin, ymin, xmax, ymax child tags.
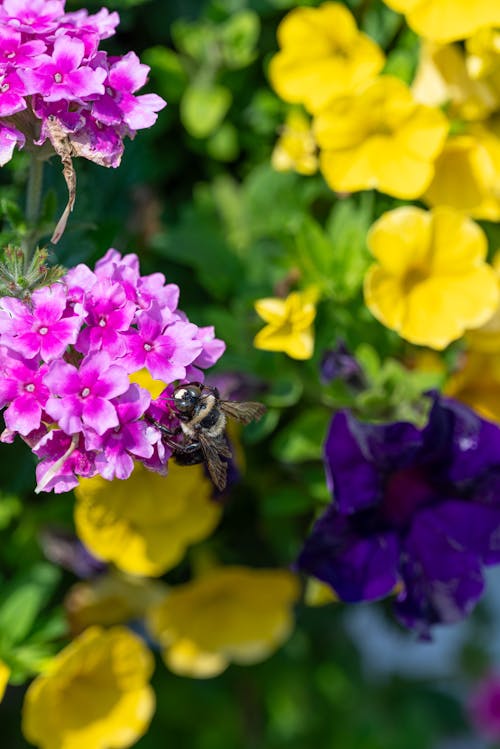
<box><xmin>0</xmin><ymin>0</ymin><xmax>166</xmax><ymax>167</ymax></box>
<box><xmin>0</xmin><ymin>250</ymin><xmax>225</xmax><ymax>492</ymax></box>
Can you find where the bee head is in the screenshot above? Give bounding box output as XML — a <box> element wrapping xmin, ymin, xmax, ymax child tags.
<box><xmin>172</xmin><ymin>384</ymin><xmax>202</xmax><ymax>414</ymax></box>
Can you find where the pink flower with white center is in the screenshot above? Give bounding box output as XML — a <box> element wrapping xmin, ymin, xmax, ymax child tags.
<box><xmin>0</xmin><ymin>358</ymin><xmax>49</xmax><ymax>435</ymax></box>
<box><xmin>1</xmin><ymin>0</ymin><xmax>64</xmax><ymax>34</ymax></box>
<box><xmin>94</xmin><ymin>248</ymin><xmax>140</xmax><ymax>279</ymax></box>
<box><xmin>0</xmin><ymin>284</ymin><xmax>82</xmax><ymax>361</ymax></box>
<box><xmin>0</xmin><ymin>70</ymin><xmax>27</xmax><ymax>116</ymax></box>
<box><xmin>45</xmin><ymin>351</ymin><xmax>130</xmax><ymax>436</ymax></box>
<box><xmin>92</xmin><ymin>51</ymin><xmax>165</xmax><ymax>130</ymax></box>
<box><xmin>122</xmin><ymin>308</ymin><xmax>203</xmax><ymax>381</ymax></box>
<box><xmin>21</xmin><ymin>36</ymin><xmax>106</xmax><ymax>103</ymax></box>
<box><xmin>34</xmin><ymin>431</ymin><xmax>97</xmax><ymax>494</ymax></box>
<box><xmin>75</xmin><ymin>279</ymin><xmax>135</xmax><ymax>356</ymax></box>
<box><xmin>137</xmin><ymin>273</ymin><xmax>179</xmax><ymax>314</ymax></box>
<box><xmin>0</xmin><ymin>122</ymin><xmax>24</xmax><ymax>165</ymax></box>
<box><xmin>89</xmin><ymin>384</ymin><xmax>153</xmax><ymax>480</ymax></box>
<box><xmin>0</xmin><ymin>27</ymin><xmax>46</xmax><ymax>69</ymax></box>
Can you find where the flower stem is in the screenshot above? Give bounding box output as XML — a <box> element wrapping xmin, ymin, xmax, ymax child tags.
<box><xmin>22</xmin><ymin>155</ymin><xmax>44</xmax><ymax>264</ymax></box>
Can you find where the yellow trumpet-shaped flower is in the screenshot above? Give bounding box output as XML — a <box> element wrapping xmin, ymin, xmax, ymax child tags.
<box><xmin>65</xmin><ymin>571</ymin><xmax>168</xmax><ymax>635</ymax></box>
<box><xmin>148</xmin><ymin>566</ymin><xmax>300</xmax><ymax>678</ymax></box>
<box><xmin>271</xmin><ymin>109</ymin><xmax>318</xmax><ymax>176</ymax></box>
<box><xmin>446</xmin><ymin>351</ymin><xmax>500</xmax><ymax>424</ymax></box>
<box><xmin>466</xmin><ymin>253</ymin><xmax>500</xmax><ymax>353</ymax></box>
<box><xmin>315</xmin><ymin>76</ymin><xmax>449</xmax><ymax>199</ymax></box>
<box><xmin>269</xmin><ymin>2</ymin><xmax>384</xmax><ymax>114</ymax></box>
<box><xmin>254</xmin><ymin>289</ymin><xmax>317</xmax><ymax>360</ymax></box>
<box><xmin>412</xmin><ymin>42</ymin><xmax>499</xmax><ymax>121</ymax></box>
<box><xmin>467</xmin><ymin>28</ymin><xmax>500</xmax><ymax>87</ymax></box>
<box><xmin>364</xmin><ymin>206</ymin><xmax>499</xmax><ymax>349</ymax></box>
<box><xmin>424</xmin><ymin>124</ymin><xmax>500</xmax><ymax>221</ymax></box>
<box><xmin>74</xmin><ymin>462</ymin><xmax>221</xmax><ymax>577</ymax></box>
<box><xmin>22</xmin><ymin>626</ymin><xmax>155</xmax><ymax>749</ymax></box>
<box><xmin>383</xmin><ymin>0</ymin><xmax>500</xmax><ymax>44</ymax></box>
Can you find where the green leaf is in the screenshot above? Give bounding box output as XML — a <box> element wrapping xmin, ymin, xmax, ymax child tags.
<box><xmin>325</xmin><ymin>194</ymin><xmax>374</xmax><ymax>301</ymax></box>
<box><xmin>272</xmin><ymin>409</ymin><xmax>330</xmax><ymax>463</ymax></box>
<box><xmin>262</xmin><ymin>487</ymin><xmax>315</xmax><ymax>516</ymax></box>
<box><xmin>0</xmin><ymin>563</ymin><xmax>61</xmax><ymax>649</ymax></box>
<box><xmin>0</xmin><ymin>493</ymin><xmax>21</xmax><ymax>530</ymax></box>
<box><xmin>266</xmin><ymin>376</ymin><xmax>304</xmax><ymax>408</ymax></box>
<box><xmin>142</xmin><ymin>46</ymin><xmax>188</xmax><ymax>102</ymax></box>
<box><xmin>220</xmin><ymin>10</ymin><xmax>260</xmax><ymax>69</ymax></box>
<box><xmin>206</xmin><ymin>122</ymin><xmax>239</xmax><ymax>161</ymax></box>
<box><xmin>181</xmin><ymin>83</ymin><xmax>232</xmax><ymax>138</ymax></box>
<box><xmin>171</xmin><ymin>19</ymin><xmax>216</xmax><ymax>61</ymax></box>
<box><xmin>243</xmin><ymin>408</ymin><xmax>280</xmax><ymax>444</ymax></box>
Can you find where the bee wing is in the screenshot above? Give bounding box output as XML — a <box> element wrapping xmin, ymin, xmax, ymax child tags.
<box><xmin>198</xmin><ymin>432</ymin><xmax>230</xmax><ymax>491</ymax></box>
<box><xmin>220</xmin><ymin>400</ymin><xmax>266</xmax><ymax>425</ymax></box>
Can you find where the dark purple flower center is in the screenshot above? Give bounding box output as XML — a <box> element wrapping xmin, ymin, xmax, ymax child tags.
<box><xmin>381</xmin><ymin>466</ymin><xmax>435</xmax><ymax>528</ymax></box>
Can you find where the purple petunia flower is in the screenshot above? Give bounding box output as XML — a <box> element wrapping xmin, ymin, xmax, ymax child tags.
<box><xmin>468</xmin><ymin>673</ymin><xmax>500</xmax><ymax>741</ymax></box>
<box><xmin>296</xmin><ymin>394</ymin><xmax>500</xmax><ymax>635</ymax></box>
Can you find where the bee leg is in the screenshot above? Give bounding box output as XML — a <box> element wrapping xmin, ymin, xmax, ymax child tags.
<box><xmin>169</xmin><ymin>440</ymin><xmax>202</xmax><ymax>455</ymax></box>
<box><xmin>147</xmin><ymin>417</ymin><xmax>182</xmax><ymax>437</ymax></box>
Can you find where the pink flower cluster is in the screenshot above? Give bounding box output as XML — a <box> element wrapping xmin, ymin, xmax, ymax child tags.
<box><xmin>0</xmin><ymin>250</ymin><xmax>225</xmax><ymax>492</ymax></box>
<box><xmin>0</xmin><ymin>0</ymin><xmax>166</xmax><ymax>167</ymax></box>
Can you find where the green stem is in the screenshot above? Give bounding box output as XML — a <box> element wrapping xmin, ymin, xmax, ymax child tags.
<box><xmin>22</xmin><ymin>155</ymin><xmax>44</xmax><ymax>263</ymax></box>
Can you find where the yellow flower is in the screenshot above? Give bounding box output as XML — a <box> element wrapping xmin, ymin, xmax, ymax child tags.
<box><xmin>128</xmin><ymin>368</ymin><xmax>167</xmax><ymax>400</ymax></box>
<box><xmin>383</xmin><ymin>0</ymin><xmax>500</xmax><ymax>43</ymax></box>
<box><xmin>364</xmin><ymin>206</ymin><xmax>499</xmax><ymax>349</ymax></box>
<box><xmin>423</xmin><ymin>124</ymin><xmax>500</xmax><ymax>220</ymax></box>
<box><xmin>74</xmin><ymin>462</ymin><xmax>221</xmax><ymax>577</ymax></box>
<box><xmin>269</xmin><ymin>2</ymin><xmax>384</xmax><ymax>114</ymax></box>
<box><xmin>304</xmin><ymin>578</ymin><xmax>338</xmax><ymax>606</ymax></box>
<box><xmin>446</xmin><ymin>351</ymin><xmax>500</xmax><ymax>423</ymax></box>
<box><xmin>466</xmin><ymin>253</ymin><xmax>500</xmax><ymax>353</ymax></box>
<box><xmin>467</xmin><ymin>28</ymin><xmax>500</xmax><ymax>87</ymax></box>
<box><xmin>0</xmin><ymin>660</ymin><xmax>10</xmax><ymax>703</ymax></box>
<box><xmin>412</xmin><ymin>41</ymin><xmax>498</xmax><ymax>121</ymax></box>
<box><xmin>254</xmin><ymin>288</ymin><xmax>317</xmax><ymax>360</ymax></box>
<box><xmin>65</xmin><ymin>571</ymin><xmax>168</xmax><ymax>635</ymax></box>
<box><xmin>148</xmin><ymin>567</ymin><xmax>299</xmax><ymax>678</ymax></box>
<box><xmin>22</xmin><ymin>626</ymin><xmax>155</xmax><ymax>749</ymax></box>
<box><xmin>271</xmin><ymin>109</ymin><xmax>318</xmax><ymax>176</ymax></box>
<box><xmin>315</xmin><ymin>76</ymin><xmax>449</xmax><ymax>199</ymax></box>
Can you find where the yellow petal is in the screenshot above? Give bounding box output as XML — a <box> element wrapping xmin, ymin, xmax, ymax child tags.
<box><xmin>254</xmin><ymin>298</ymin><xmax>287</xmax><ymax>324</ymax></box>
<box><xmin>367</xmin><ymin>206</ymin><xmax>432</xmax><ymax>276</ymax></box>
<box><xmin>128</xmin><ymin>369</ymin><xmax>167</xmax><ymax>400</ymax></box>
<box><xmin>364</xmin><ymin>266</ymin><xmax>408</xmax><ymax>332</ymax></box>
<box><xmin>384</xmin><ymin>0</ymin><xmax>500</xmax><ymax>43</ymax></box>
<box><xmin>402</xmin><ymin>267</ymin><xmax>499</xmax><ymax>348</ymax></box>
<box><xmin>427</xmin><ymin>206</ymin><xmax>488</xmax><ymax>274</ymax></box>
<box><xmin>0</xmin><ymin>661</ymin><xmax>10</xmax><ymax>703</ymax></box>
<box><xmin>164</xmin><ymin>638</ymin><xmax>228</xmax><ymax>679</ymax></box>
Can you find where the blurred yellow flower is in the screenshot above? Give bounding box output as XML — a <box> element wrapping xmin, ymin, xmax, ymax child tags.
<box><xmin>467</xmin><ymin>28</ymin><xmax>500</xmax><ymax>87</ymax></box>
<box><xmin>446</xmin><ymin>351</ymin><xmax>500</xmax><ymax>423</ymax></box>
<box><xmin>424</xmin><ymin>124</ymin><xmax>500</xmax><ymax>220</ymax></box>
<box><xmin>315</xmin><ymin>76</ymin><xmax>448</xmax><ymax>199</ymax></box>
<box><xmin>0</xmin><ymin>660</ymin><xmax>10</xmax><ymax>703</ymax></box>
<box><xmin>74</xmin><ymin>462</ymin><xmax>221</xmax><ymax>577</ymax></box>
<box><xmin>412</xmin><ymin>42</ymin><xmax>498</xmax><ymax>121</ymax></box>
<box><xmin>65</xmin><ymin>571</ymin><xmax>168</xmax><ymax>635</ymax></box>
<box><xmin>383</xmin><ymin>0</ymin><xmax>500</xmax><ymax>43</ymax></box>
<box><xmin>304</xmin><ymin>578</ymin><xmax>338</xmax><ymax>606</ymax></box>
<box><xmin>269</xmin><ymin>2</ymin><xmax>384</xmax><ymax>114</ymax></box>
<box><xmin>254</xmin><ymin>288</ymin><xmax>317</xmax><ymax>360</ymax></box>
<box><xmin>364</xmin><ymin>206</ymin><xmax>499</xmax><ymax>349</ymax></box>
<box><xmin>22</xmin><ymin>626</ymin><xmax>155</xmax><ymax>749</ymax></box>
<box><xmin>466</xmin><ymin>253</ymin><xmax>500</xmax><ymax>353</ymax></box>
<box><xmin>128</xmin><ymin>368</ymin><xmax>167</xmax><ymax>400</ymax></box>
<box><xmin>148</xmin><ymin>566</ymin><xmax>299</xmax><ymax>678</ymax></box>
<box><xmin>271</xmin><ymin>109</ymin><xmax>318</xmax><ymax>176</ymax></box>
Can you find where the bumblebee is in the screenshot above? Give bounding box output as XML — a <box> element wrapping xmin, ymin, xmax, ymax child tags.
<box><xmin>153</xmin><ymin>382</ymin><xmax>266</xmax><ymax>491</ymax></box>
